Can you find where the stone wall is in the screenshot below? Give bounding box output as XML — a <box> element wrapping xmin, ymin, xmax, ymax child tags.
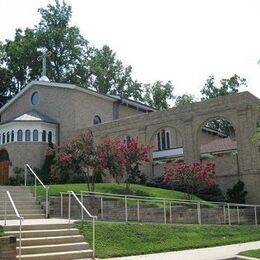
<box><xmin>49</xmin><ymin>196</ymin><xmax>258</xmax><ymax>225</ymax></box>
<box><xmin>0</xmin><ymin>236</ymin><xmax>17</xmax><ymax>260</ymax></box>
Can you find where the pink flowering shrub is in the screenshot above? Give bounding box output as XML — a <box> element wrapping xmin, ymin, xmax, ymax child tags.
<box><xmin>163</xmin><ymin>161</ymin><xmax>216</xmax><ymax>198</ymax></box>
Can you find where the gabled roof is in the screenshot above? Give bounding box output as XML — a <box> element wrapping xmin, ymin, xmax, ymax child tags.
<box><xmin>0</xmin><ymin>80</ymin><xmax>156</xmax><ymax>114</ymax></box>
<box><xmin>1</xmin><ymin>109</ymin><xmax>59</xmax><ymax>125</ymax></box>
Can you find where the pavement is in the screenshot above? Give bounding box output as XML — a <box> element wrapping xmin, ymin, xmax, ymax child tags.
<box><xmin>105</xmin><ymin>241</ymin><xmax>260</xmax><ymax>260</ymax></box>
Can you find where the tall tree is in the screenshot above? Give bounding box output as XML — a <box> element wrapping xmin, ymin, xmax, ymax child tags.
<box><xmin>88</xmin><ymin>45</ymin><xmax>142</xmax><ymax>100</ymax></box>
<box><xmin>200</xmin><ymin>74</ymin><xmax>247</xmax><ymax>135</ymax></box>
<box><xmin>143</xmin><ymin>81</ymin><xmax>174</xmax><ymax>110</ymax></box>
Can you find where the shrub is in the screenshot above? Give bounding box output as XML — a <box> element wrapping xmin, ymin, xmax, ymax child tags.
<box><xmin>226</xmin><ymin>180</ymin><xmax>247</xmax><ymax>203</ymax></box>
<box><xmin>7</xmin><ymin>167</ymin><xmax>24</xmax><ymax>185</ymax></box>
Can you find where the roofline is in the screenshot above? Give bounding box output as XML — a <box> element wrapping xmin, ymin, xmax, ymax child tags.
<box><xmin>0</xmin><ymin>80</ymin><xmax>156</xmax><ymax>113</ymax></box>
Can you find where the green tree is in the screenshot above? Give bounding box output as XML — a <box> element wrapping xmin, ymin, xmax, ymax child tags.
<box><xmin>143</xmin><ymin>81</ymin><xmax>174</xmax><ymax>110</ymax></box>
<box><xmin>175</xmin><ymin>93</ymin><xmax>195</xmax><ymax>106</ymax></box>
<box><xmin>88</xmin><ymin>45</ymin><xmax>142</xmax><ymax>100</ymax></box>
<box><xmin>201</xmin><ymin>74</ymin><xmax>247</xmax><ymax>135</ymax></box>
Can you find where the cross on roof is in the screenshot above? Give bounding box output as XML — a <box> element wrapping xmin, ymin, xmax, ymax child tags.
<box><xmin>37</xmin><ymin>48</ymin><xmax>51</xmax><ymax>78</ymax></box>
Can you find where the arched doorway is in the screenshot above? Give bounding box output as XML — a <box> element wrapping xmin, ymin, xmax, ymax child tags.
<box><xmin>0</xmin><ymin>149</ymin><xmax>10</xmax><ymax>185</ymax></box>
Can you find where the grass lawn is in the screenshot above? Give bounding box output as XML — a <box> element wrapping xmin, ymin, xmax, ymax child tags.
<box><xmin>78</xmin><ymin>222</ymin><xmax>260</xmax><ymax>258</ymax></box>
<box><xmin>32</xmin><ymin>183</ymin><xmax>200</xmax><ymax>201</ymax></box>
<box><xmin>239</xmin><ymin>249</ymin><xmax>260</xmax><ymax>259</ymax></box>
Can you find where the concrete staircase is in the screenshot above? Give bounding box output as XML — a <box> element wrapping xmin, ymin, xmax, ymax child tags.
<box><xmin>4</xmin><ymin>223</ymin><xmax>93</xmax><ymax>259</ymax></box>
<box><xmin>0</xmin><ymin>186</ymin><xmax>45</xmax><ymax>219</ymax></box>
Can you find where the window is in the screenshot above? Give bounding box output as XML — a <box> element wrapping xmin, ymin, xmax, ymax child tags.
<box><xmin>48</xmin><ymin>131</ymin><xmax>52</xmax><ymax>143</ymax></box>
<box><xmin>31</xmin><ymin>91</ymin><xmax>40</xmax><ymax>105</ymax></box>
<box><xmin>25</xmin><ymin>130</ymin><xmax>31</xmax><ymax>141</ymax></box>
<box><xmin>11</xmin><ymin>131</ymin><xmax>14</xmax><ymax>142</ymax></box>
<box><xmin>93</xmin><ymin>115</ymin><xmax>102</xmax><ymax>125</ymax></box>
<box><xmin>17</xmin><ymin>130</ymin><xmax>23</xmax><ymax>141</ymax></box>
<box><xmin>42</xmin><ymin>130</ymin><xmax>46</xmax><ymax>142</ymax></box>
<box><xmin>7</xmin><ymin>132</ymin><xmax>10</xmax><ymax>143</ymax></box>
<box><xmin>157</xmin><ymin>129</ymin><xmax>171</xmax><ymax>150</ymax></box>
<box><xmin>2</xmin><ymin>133</ymin><xmax>5</xmax><ymax>144</ymax></box>
<box><xmin>33</xmin><ymin>130</ymin><xmax>38</xmax><ymax>141</ymax></box>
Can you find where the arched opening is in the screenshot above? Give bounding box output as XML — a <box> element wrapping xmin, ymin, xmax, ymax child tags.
<box><xmin>11</xmin><ymin>131</ymin><xmax>14</xmax><ymax>142</ymax></box>
<box><xmin>42</xmin><ymin>130</ymin><xmax>46</xmax><ymax>142</ymax></box>
<box><xmin>150</xmin><ymin>127</ymin><xmax>183</xmax><ymax>177</ymax></box>
<box><xmin>17</xmin><ymin>129</ymin><xmax>23</xmax><ymax>141</ymax></box>
<box><xmin>93</xmin><ymin>115</ymin><xmax>102</xmax><ymax>125</ymax></box>
<box><xmin>48</xmin><ymin>131</ymin><xmax>52</xmax><ymax>143</ymax></box>
<box><xmin>33</xmin><ymin>129</ymin><xmax>38</xmax><ymax>142</ymax></box>
<box><xmin>198</xmin><ymin>117</ymin><xmax>238</xmax><ymax>193</ymax></box>
<box><xmin>7</xmin><ymin>132</ymin><xmax>10</xmax><ymax>143</ymax></box>
<box><xmin>0</xmin><ymin>149</ymin><xmax>10</xmax><ymax>185</ymax></box>
<box><xmin>25</xmin><ymin>130</ymin><xmax>31</xmax><ymax>141</ymax></box>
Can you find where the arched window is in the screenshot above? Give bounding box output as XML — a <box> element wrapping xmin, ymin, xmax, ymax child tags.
<box><xmin>7</xmin><ymin>132</ymin><xmax>10</xmax><ymax>143</ymax></box>
<box><xmin>17</xmin><ymin>130</ymin><xmax>23</xmax><ymax>141</ymax></box>
<box><xmin>2</xmin><ymin>133</ymin><xmax>5</xmax><ymax>144</ymax></box>
<box><xmin>157</xmin><ymin>129</ymin><xmax>171</xmax><ymax>150</ymax></box>
<box><xmin>93</xmin><ymin>115</ymin><xmax>102</xmax><ymax>125</ymax></box>
<box><xmin>48</xmin><ymin>131</ymin><xmax>52</xmax><ymax>143</ymax></box>
<box><xmin>11</xmin><ymin>131</ymin><xmax>14</xmax><ymax>142</ymax></box>
<box><xmin>25</xmin><ymin>130</ymin><xmax>31</xmax><ymax>141</ymax></box>
<box><xmin>33</xmin><ymin>130</ymin><xmax>38</xmax><ymax>142</ymax></box>
<box><xmin>42</xmin><ymin>130</ymin><xmax>46</xmax><ymax>142</ymax></box>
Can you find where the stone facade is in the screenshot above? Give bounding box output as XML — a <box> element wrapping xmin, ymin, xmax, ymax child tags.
<box><xmin>0</xmin><ymin>236</ymin><xmax>17</xmax><ymax>260</ymax></box>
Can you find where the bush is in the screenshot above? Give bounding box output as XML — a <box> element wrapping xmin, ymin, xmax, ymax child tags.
<box><xmin>196</xmin><ymin>185</ymin><xmax>225</xmax><ymax>202</ymax></box>
<box><xmin>7</xmin><ymin>167</ymin><xmax>24</xmax><ymax>185</ymax></box>
<box><xmin>227</xmin><ymin>180</ymin><xmax>247</xmax><ymax>203</ymax></box>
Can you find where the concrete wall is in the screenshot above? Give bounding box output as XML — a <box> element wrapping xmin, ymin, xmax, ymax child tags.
<box><xmin>0</xmin><ymin>236</ymin><xmax>16</xmax><ymax>260</ymax></box>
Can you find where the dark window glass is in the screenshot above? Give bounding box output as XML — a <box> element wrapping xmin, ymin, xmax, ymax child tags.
<box><xmin>157</xmin><ymin>132</ymin><xmax>161</xmax><ymax>150</ymax></box>
<box><xmin>31</xmin><ymin>91</ymin><xmax>40</xmax><ymax>105</ymax></box>
<box><xmin>25</xmin><ymin>130</ymin><xmax>31</xmax><ymax>141</ymax></box>
<box><xmin>33</xmin><ymin>130</ymin><xmax>38</xmax><ymax>141</ymax></box>
<box><xmin>166</xmin><ymin>132</ymin><xmax>170</xmax><ymax>149</ymax></box>
<box><xmin>11</xmin><ymin>131</ymin><xmax>14</xmax><ymax>142</ymax></box>
<box><xmin>17</xmin><ymin>130</ymin><xmax>23</xmax><ymax>141</ymax></box>
<box><xmin>161</xmin><ymin>129</ymin><xmax>166</xmax><ymax>150</ymax></box>
<box><xmin>93</xmin><ymin>115</ymin><xmax>102</xmax><ymax>125</ymax></box>
<box><xmin>48</xmin><ymin>131</ymin><xmax>52</xmax><ymax>143</ymax></box>
<box><xmin>42</xmin><ymin>130</ymin><xmax>46</xmax><ymax>142</ymax></box>
<box><xmin>7</xmin><ymin>132</ymin><xmax>10</xmax><ymax>143</ymax></box>
<box><xmin>2</xmin><ymin>133</ymin><xmax>5</xmax><ymax>144</ymax></box>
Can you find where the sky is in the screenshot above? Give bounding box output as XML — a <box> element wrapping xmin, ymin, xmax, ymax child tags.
<box><xmin>1</xmin><ymin>0</ymin><xmax>260</xmax><ymax>99</ymax></box>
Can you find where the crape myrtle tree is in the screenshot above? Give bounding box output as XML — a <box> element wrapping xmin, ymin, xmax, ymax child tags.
<box><xmin>98</xmin><ymin>136</ymin><xmax>153</xmax><ymax>191</ymax></box>
<box><xmin>163</xmin><ymin>161</ymin><xmax>216</xmax><ymax>199</ymax></box>
<box><xmin>51</xmin><ymin>130</ymin><xmax>152</xmax><ymax>191</ymax></box>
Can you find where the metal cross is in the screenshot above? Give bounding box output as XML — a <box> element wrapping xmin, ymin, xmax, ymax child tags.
<box><xmin>37</xmin><ymin>48</ymin><xmax>51</xmax><ymax>77</ymax></box>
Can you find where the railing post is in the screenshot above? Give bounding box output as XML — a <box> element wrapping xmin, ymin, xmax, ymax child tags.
<box><xmin>24</xmin><ymin>164</ymin><xmax>27</xmax><ymax>186</ymax></box>
<box><xmin>164</xmin><ymin>200</ymin><xmax>167</xmax><ymax>224</ymax></box>
<box><xmin>254</xmin><ymin>206</ymin><xmax>258</xmax><ymax>226</ymax></box>
<box><xmin>227</xmin><ymin>203</ymin><xmax>231</xmax><ymax>225</ymax></box>
<box><xmin>197</xmin><ymin>202</ymin><xmax>201</xmax><ymax>225</ymax></box>
<box><xmin>100</xmin><ymin>196</ymin><xmax>104</xmax><ymax>220</ymax></box>
<box><xmin>125</xmin><ymin>196</ymin><xmax>128</xmax><ymax>223</ymax></box>
<box><xmin>81</xmin><ymin>192</ymin><xmax>83</xmax><ymax>220</ymax></box>
<box><xmin>223</xmin><ymin>205</ymin><xmax>226</xmax><ymax>224</ymax></box>
<box><xmin>4</xmin><ymin>193</ymin><xmax>6</xmax><ymax>226</ymax></box>
<box><xmin>34</xmin><ymin>177</ymin><xmax>37</xmax><ymax>200</ymax></box>
<box><xmin>137</xmin><ymin>199</ymin><xmax>140</xmax><ymax>222</ymax></box>
<box><xmin>19</xmin><ymin>218</ymin><xmax>22</xmax><ymax>260</ymax></box>
<box><xmin>61</xmin><ymin>193</ymin><xmax>63</xmax><ymax>217</ymax></box>
<box><xmin>68</xmin><ymin>192</ymin><xmax>71</xmax><ymax>224</ymax></box>
<box><xmin>237</xmin><ymin>206</ymin><xmax>240</xmax><ymax>224</ymax></box>
<box><xmin>46</xmin><ymin>187</ymin><xmax>49</xmax><ymax>218</ymax></box>
<box><xmin>169</xmin><ymin>202</ymin><xmax>172</xmax><ymax>224</ymax></box>
<box><xmin>93</xmin><ymin>217</ymin><xmax>96</xmax><ymax>259</ymax></box>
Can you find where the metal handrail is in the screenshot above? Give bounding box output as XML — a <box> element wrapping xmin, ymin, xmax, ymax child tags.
<box><xmin>4</xmin><ymin>191</ymin><xmax>23</xmax><ymax>260</ymax></box>
<box><xmin>68</xmin><ymin>191</ymin><xmax>97</xmax><ymax>259</ymax></box>
<box><xmin>24</xmin><ymin>164</ymin><xmax>49</xmax><ymax>217</ymax></box>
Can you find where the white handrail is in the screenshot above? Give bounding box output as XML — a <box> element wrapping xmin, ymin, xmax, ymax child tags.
<box><xmin>68</xmin><ymin>191</ymin><xmax>97</xmax><ymax>259</ymax></box>
<box><xmin>24</xmin><ymin>164</ymin><xmax>49</xmax><ymax>218</ymax></box>
<box><xmin>4</xmin><ymin>191</ymin><xmax>23</xmax><ymax>260</ymax></box>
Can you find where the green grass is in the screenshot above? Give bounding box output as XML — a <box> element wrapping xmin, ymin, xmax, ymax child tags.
<box><xmin>78</xmin><ymin>222</ymin><xmax>260</xmax><ymax>258</ymax></box>
<box><xmin>32</xmin><ymin>183</ymin><xmax>200</xmax><ymax>201</ymax></box>
<box><xmin>240</xmin><ymin>249</ymin><xmax>260</xmax><ymax>258</ymax></box>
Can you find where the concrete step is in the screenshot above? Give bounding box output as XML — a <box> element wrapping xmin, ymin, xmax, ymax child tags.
<box><xmin>0</xmin><ymin>204</ymin><xmax>42</xmax><ymax>210</ymax></box>
<box><xmin>0</xmin><ymin>214</ymin><xmax>46</xmax><ymax>220</ymax></box>
<box><xmin>5</xmin><ymin>223</ymin><xmax>74</xmax><ymax>232</ymax></box>
<box><xmin>0</xmin><ymin>209</ymin><xmax>43</xmax><ymax>214</ymax></box>
<box><xmin>19</xmin><ymin>242</ymin><xmax>89</xmax><ymax>255</ymax></box>
<box><xmin>0</xmin><ymin>200</ymin><xmax>40</xmax><ymax>205</ymax></box>
<box><xmin>19</xmin><ymin>235</ymin><xmax>85</xmax><ymax>246</ymax></box>
<box><xmin>8</xmin><ymin>228</ymin><xmax>79</xmax><ymax>238</ymax></box>
<box><xmin>17</xmin><ymin>249</ymin><xmax>93</xmax><ymax>260</ymax></box>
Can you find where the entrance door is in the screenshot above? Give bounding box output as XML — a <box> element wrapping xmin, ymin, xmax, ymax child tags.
<box><xmin>0</xmin><ymin>160</ymin><xmax>9</xmax><ymax>185</ymax></box>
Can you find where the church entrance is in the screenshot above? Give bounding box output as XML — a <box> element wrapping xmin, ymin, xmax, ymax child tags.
<box><xmin>0</xmin><ymin>149</ymin><xmax>10</xmax><ymax>185</ymax></box>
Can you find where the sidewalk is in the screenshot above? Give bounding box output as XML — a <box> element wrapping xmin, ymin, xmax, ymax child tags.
<box><xmin>105</xmin><ymin>241</ymin><xmax>260</xmax><ymax>260</ymax></box>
